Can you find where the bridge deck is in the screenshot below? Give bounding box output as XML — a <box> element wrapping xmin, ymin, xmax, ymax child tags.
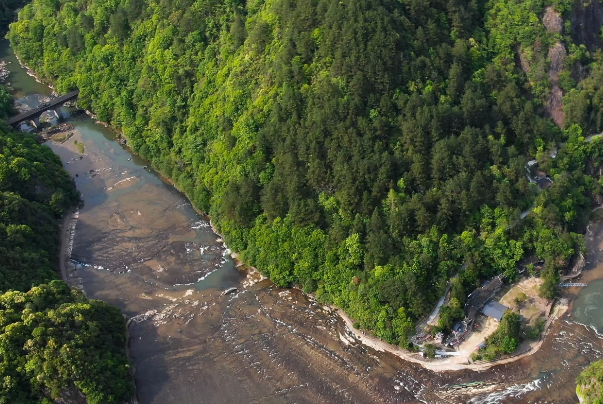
<box><xmin>8</xmin><ymin>90</ymin><xmax>79</xmax><ymax>125</ymax></box>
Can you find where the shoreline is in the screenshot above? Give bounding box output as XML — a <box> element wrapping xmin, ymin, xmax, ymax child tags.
<box><xmin>57</xmin><ymin>206</ymin><xmax>81</xmax><ymax>289</ymax></box>
<box><xmin>336</xmin><ymin>297</ymin><xmax>569</xmax><ymax>372</ymax></box>
<box><xmin>57</xmin><ymin>208</ymin><xmax>72</xmax><ymax>282</ymax></box>
<box><xmin>13</xmin><ymin>52</ymin><xmax>57</xmax><ymax>93</ymax></box>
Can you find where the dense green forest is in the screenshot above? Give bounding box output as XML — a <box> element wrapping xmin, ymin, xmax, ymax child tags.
<box><xmin>0</xmin><ymin>54</ymin><xmax>133</xmax><ymax>402</ymax></box>
<box><xmin>0</xmin><ymin>0</ymin><xmax>25</xmax><ymax>35</ymax></box>
<box><xmin>577</xmin><ymin>359</ymin><xmax>603</xmax><ymax>404</ymax></box>
<box><xmin>8</xmin><ymin>0</ymin><xmax>603</xmax><ymax>345</ymax></box>
<box><xmin>0</xmin><ymin>282</ymin><xmax>133</xmax><ymax>404</ymax></box>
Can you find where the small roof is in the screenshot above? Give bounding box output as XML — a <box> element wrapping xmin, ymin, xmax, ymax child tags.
<box><xmin>536</xmin><ymin>176</ymin><xmax>553</xmax><ymax>190</ymax></box>
<box><xmin>482</xmin><ymin>301</ymin><xmax>509</xmax><ymax>321</ymax></box>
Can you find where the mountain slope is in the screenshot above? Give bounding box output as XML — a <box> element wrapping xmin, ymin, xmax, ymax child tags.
<box><xmin>8</xmin><ymin>0</ymin><xmax>599</xmax><ymax>344</ymax></box>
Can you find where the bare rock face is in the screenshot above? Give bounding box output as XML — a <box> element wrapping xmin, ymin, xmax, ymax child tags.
<box><xmin>571</xmin><ymin>0</ymin><xmax>603</xmax><ymax>51</ymax></box>
<box><xmin>547</xmin><ymin>42</ymin><xmax>568</xmax><ymax>126</ymax></box>
<box><xmin>548</xmin><ymin>42</ymin><xmax>567</xmax><ymax>83</ymax></box>
<box><xmin>547</xmin><ymin>86</ymin><xmax>565</xmax><ymax>127</ymax></box>
<box><xmin>543</xmin><ymin>6</ymin><xmax>563</xmax><ymax>33</ymax></box>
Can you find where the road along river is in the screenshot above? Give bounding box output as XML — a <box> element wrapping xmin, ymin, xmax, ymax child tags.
<box><xmin>2</xmin><ymin>39</ymin><xmax>603</xmax><ymax>403</ymax></box>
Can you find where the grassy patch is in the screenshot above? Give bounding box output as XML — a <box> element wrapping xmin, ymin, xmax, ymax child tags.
<box><xmin>50</xmin><ymin>131</ymin><xmax>73</xmax><ymax>143</ymax></box>
<box><xmin>524</xmin><ymin>317</ymin><xmax>546</xmax><ymax>340</ymax></box>
<box><xmin>73</xmin><ymin>139</ymin><xmax>84</xmax><ymax>153</ymax></box>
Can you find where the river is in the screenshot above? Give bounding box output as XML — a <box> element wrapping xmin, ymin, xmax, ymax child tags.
<box><xmin>2</xmin><ymin>39</ymin><xmax>603</xmax><ymax>403</ymax></box>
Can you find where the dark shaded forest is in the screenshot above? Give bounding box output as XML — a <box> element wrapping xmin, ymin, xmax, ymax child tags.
<box><xmin>8</xmin><ymin>0</ymin><xmax>603</xmax><ymax>347</ymax></box>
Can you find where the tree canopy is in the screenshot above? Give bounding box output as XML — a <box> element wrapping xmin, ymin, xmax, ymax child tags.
<box><xmin>577</xmin><ymin>359</ymin><xmax>603</xmax><ymax>404</ymax></box>
<box><xmin>478</xmin><ymin>310</ymin><xmax>522</xmax><ymax>361</ymax></box>
<box><xmin>7</xmin><ymin>0</ymin><xmax>600</xmax><ymax>345</ymax></box>
<box><xmin>0</xmin><ymin>113</ymin><xmax>79</xmax><ymax>291</ymax></box>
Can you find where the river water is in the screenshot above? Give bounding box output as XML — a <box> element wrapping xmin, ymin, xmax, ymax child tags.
<box><xmin>3</xmin><ymin>38</ymin><xmax>603</xmax><ymax>404</ymax></box>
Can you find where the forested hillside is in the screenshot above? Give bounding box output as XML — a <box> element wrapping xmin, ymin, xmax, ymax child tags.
<box><xmin>0</xmin><ymin>87</ymin><xmax>78</xmax><ymax>291</ymax></box>
<box><xmin>9</xmin><ymin>0</ymin><xmax>603</xmax><ymax>345</ymax></box>
<box><xmin>0</xmin><ymin>282</ymin><xmax>134</xmax><ymax>404</ymax></box>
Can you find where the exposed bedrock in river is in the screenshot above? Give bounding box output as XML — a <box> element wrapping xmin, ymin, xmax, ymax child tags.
<box><xmin>50</xmin><ymin>119</ymin><xmax>231</xmax><ymax>289</ymax></box>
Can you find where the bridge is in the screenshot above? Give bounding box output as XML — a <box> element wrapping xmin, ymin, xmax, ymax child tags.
<box><xmin>8</xmin><ymin>90</ymin><xmax>79</xmax><ymax>128</ymax></box>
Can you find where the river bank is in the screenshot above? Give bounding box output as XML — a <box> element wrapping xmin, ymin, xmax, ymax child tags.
<box><xmin>58</xmin><ymin>206</ymin><xmax>80</xmax><ymax>288</ymax></box>
<box><xmin>336</xmin><ymin>297</ymin><xmax>569</xmax><ymax>372</ymax></box>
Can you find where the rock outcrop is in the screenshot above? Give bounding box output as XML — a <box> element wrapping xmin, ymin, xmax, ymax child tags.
<box><xmin>570</xmin><ymin>0</ymin><xmax>603</xmax><ymax>52</ymax></box>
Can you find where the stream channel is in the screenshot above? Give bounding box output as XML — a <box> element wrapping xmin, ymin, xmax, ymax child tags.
<box><xmin>3</xmin><ymin>39</ymin><xmax>603</xmax><ymax>404</ymax></box>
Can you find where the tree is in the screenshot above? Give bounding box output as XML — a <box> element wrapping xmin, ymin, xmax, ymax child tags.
<box><xmin>423</xmin><ymin>343</ymin><xmax>437</xmax><ymax>358</ymax></box>
<box><xmin>438</xmin><ymin>297</ymin><xmax>464</xmax><ymax>332</ymax></box>
<box><xmin>110</xmin><ymin>7</ymin><xmax>129</xmax><ymax>41</ymax></box>
<box><xmin>481</xmin><ymin>311</ymin><xmax>522</xmax><ymax>360</ymax></box>
<box><xmin>66</xmin><ymin>25</ymin><xmax>84</xmax><ymax>54</ymax></box>
<box><xmin>576</xmin><ymin>360</ymin><xmax>603</xmax><ymax>404</ymax></box>
<box><xmin>539</xmin><ymin>267</ymin><xmax>560</xmax><ymax>299</ymax></box>
<box><xmin>0</xmin><ymin>282</ymin><xmax>134</xmax><ymax>403</ymax></box>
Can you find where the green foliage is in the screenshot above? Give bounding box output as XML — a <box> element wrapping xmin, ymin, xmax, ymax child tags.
<box><xmin>565</xmin><ymin>52</ymin><xmax>603</xmax><ymax>133</ymax></box>
<box><xmin>577</xmin><ymin>359</ymin><xmax>603</xmax><ymax>404</ymax></box>
<box><xmin>524</xmin><ymin>317</ymin><xmax>545</xmax><ymax>339</ymax></box>
<box><xmin>514</xmin><ymin>291</ymin><xmax>527</xmax><ymax>305</ymax></box>
<box><xmin>480</xmin><ymin>311</ymin><xmax>522</xmax><ymax>360</ymax></box>
<box><xmin>0</xmin><ymin>130</ymin><xmax>79</xmax><ymax>291</ymax></box>
<box><xmin>7</xmin><ymin>0</ymin><xmax>590</xmax><ymax>345</ymax></box>
<box><xmin>438</xmin><ymin>297</ymin><xmax>464</xmax><ymax>332</ymax></box>
<box><xmin>74</xmin><ymin>139</ymin><xmax>85</xmax><ymax>153</ymax></box>
<box><xmin>423</xmin><ymin>343</ymin><xmax>437</xmax><ymax>359</ymax></box>
<box><xmin>486</xmin><ymin>0</ymin><xmax>550</xmax><ymax>98</ymax></box>
<box><xmin>0</xmin><ymin>86</ymin><xmax>14</xmax><ymax>119</ymax></box>
<box><xmin>539</xmin><ymin>266</ymin><xmax>560</xmax><ymax>299</ymax></box>
<box><xmin>0</xmin><ymin>281</ymin><xmax>134</xmax><ymax>404</ymax></box>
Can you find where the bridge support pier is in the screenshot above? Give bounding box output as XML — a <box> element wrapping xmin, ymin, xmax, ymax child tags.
<box><xmin>52</xmin><ymin>106</ymin><xmax>63</xmax><ymax>120</ymax></box>
<box><xmin>8</xmin><ymin>89</ymin><xmax>79</xmax><ymax>128</ymax></box>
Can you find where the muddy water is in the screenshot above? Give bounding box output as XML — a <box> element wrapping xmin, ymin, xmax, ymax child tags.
<box><xmin>3</xmin><ymin>38</ymin><xmax>603</xmax><ymax>403</ymax></box>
